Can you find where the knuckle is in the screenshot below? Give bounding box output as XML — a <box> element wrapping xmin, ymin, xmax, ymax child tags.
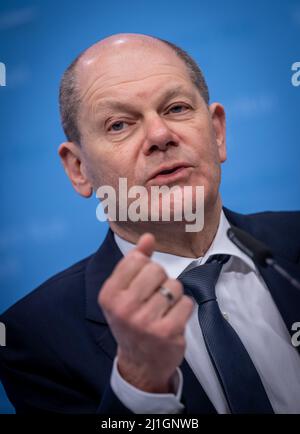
<box><xmin>149</xmin><ymin>262</ymin><xmax>168</xmax><ymax>280</ymax></box>
<box><xmin>98</xmin><ymin>291</ymin><xmax>106</xmax><ymax>308</ymax></box>
<box><xmin>113</xmin><ymin>301</ymin><xmax>131</xmax><ymax>320</ymax></box>
<box><xmin>98</xmin><ymin>276</ymin><xmax>118</xmax><ymax>304</ymax></box>
<box><xmin>181</xmin><ymin>295</ymin><xmax>195</xmax><ymax>312</ymax></box>
<box><xmin>173</xmin><ymin>280</ymin><xmax>184</xmax><ymax>295</ymax></box>
<box><xmin>98</xmin><ymin>283</ymin><xmax>111</xmax><ymax>307</ymax></box>
<box><xmin>128</xmin><ymin>250</ymin><xmax>148</xmax><ymax>264</ymax></box>
<box><xmin>101</xmin><ymin>276</ymin><xmax>115</xmax><ymax>293</ymax></box>
<box><xmin>165</xmin><ymin>279</ymin><xmax>183</xmax><ymax>298</ymax></box>
<box><xmin>184</xmin><ymin>295</ymin><xmax>195</xmax><ymax>307</ymax></box>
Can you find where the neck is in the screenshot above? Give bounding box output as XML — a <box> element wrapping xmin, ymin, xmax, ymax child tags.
<box><xmin>110</xmin><ymin>196</ymin><xmax>223</xmax><ymax>258</ymax></box>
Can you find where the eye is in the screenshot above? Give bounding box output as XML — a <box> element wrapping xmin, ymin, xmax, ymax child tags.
<box><xmin>108</xmin><ymin>121</ymin><xmax>128</xmax><ymax>132</ymax></box>
<box><xmin>167</xmin><ymin>104</ymin><xmax>189</xmax><ymax>114</ymax></box>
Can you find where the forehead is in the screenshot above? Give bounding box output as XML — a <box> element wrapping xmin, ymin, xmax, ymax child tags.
<box><xmin>76</xmin><ymin>41</ymin><xmax>195</xmax><ymax>106</ymax></box>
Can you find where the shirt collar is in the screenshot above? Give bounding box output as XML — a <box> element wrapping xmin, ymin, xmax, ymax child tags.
<box><xmin>113</xmin><ymin>210</ymin><xmax>257</xmax><ymax>279</ymax></box>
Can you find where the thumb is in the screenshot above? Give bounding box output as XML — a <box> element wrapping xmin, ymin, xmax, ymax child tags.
<box><xmin>136</xmin><ymin>233</ymin><xmax>156</xmax><ymax>258</ymax></box>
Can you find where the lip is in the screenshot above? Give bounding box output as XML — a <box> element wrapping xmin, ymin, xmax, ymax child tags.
<box><xmin>147</xmin><ymin>162</ymin><xmax>193</xmax><ymax>186</ymax></box>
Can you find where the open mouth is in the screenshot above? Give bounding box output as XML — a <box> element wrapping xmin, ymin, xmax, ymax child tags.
<box><xmin>148</xmin><ymin>163</ymin><xmax>193</xmax><ymax>185</ymax></box>
<box><xmin>158</xmin><ymin>166</ymin><xmax>184</xmax><ymax>176</ymax></box>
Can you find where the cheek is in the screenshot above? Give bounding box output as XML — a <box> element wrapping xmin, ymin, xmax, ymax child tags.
<box><xmin>180</xmin><ymin>123</ymin><xmax>221</xmax><ymax>185</ymax></box>
<box><xmin>178</xmin><ymin>115</ymin><xmax>212</xmax><ymax>144</ymax></box>
<box><xmin>179</xmin><ymin>120</ymin><xmax>219</xmax><ymax>164</ymax></box>
<box><xmin>87</xmin><ymin>145</ymin><xmax>137</xmax><ymax>190</ymax></box>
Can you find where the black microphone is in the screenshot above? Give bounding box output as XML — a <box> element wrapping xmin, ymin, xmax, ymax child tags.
<box><xmin>227</xmin><ymin>226</ymin><xmax>300</xmax><ymax>290</ymax></box>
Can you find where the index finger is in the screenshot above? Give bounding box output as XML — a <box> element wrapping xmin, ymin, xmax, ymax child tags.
<box><xmin>106</xmin><ymin>232</ymin><xmax>156</xmax><ymax>290</ymax></box>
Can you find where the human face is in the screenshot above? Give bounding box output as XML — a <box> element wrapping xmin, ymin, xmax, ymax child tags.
<box><xmin>75</xmin><ymin>39</ymin><xmax>226</xmax><ymax>220</ymax></box>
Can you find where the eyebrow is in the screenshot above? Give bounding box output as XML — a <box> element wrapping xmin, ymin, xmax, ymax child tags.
<box><xmin>160</xmin><ymin>86</ymin><xmax>198</xmax><ymax>106</ymax></box>
<box><xmin>93</xmin><ymin>85</ymin><xmax>198</xmax><ymax>114</ymax></box>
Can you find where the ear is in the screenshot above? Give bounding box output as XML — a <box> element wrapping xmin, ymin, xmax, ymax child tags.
<box><xmin>209</xmin><ymin>102</ymin><xmax>227</xmax><ymax>163</ymax></box>
<box><xmin>58</xmin><ymin>141</ymin><xmax>93</xmax><ymax>198</ymax></box>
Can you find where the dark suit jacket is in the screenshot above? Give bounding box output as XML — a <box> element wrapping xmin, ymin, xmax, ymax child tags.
<box><xmin>0</xmin><ymin>208</ymin><xmax>300</xmax><ymax>414</ymax></box>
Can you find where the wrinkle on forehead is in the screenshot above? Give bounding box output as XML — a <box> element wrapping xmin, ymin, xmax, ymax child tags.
<box><xmin>82</xmin><ymin>67</ymin><xmax>191</xmax><ymax>109</ymax></box>
<box><xmin>87</xmin><ymin>73</ymin><xmax>199</xmax><ymax>122</ymax></box>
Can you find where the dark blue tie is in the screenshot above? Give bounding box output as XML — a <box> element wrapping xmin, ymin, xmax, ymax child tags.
<box><xmin>178</xmin><ymin>254</ymin><xmax>274</xmax><ymax>414</ymax></box>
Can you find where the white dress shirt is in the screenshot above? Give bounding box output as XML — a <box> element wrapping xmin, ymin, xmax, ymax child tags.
<box><xmin>110</xmin><ymin>211</ymin><xmax>300</xmax><ymax>413</ymax></box>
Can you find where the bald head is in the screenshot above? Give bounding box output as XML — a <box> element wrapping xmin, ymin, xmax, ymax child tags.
<box><xmin>78</xmin><ymin>33</ymin><xmax>171</xmax><ymax>62</ymax></box>
<box><xmin>59</xmin><ymin>33</ymin><xmax>209</xmax><ymax>145</ymax></box>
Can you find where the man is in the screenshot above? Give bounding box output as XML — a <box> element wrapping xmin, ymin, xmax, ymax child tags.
<box><xmin>0</xmin><ymin>33</ymin><xmax>300</xmax><ymax>414</ymax></box>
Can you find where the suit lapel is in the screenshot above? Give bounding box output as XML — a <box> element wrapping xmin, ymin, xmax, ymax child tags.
<box><xmin>84</xmin><ymin>229</ymin><xmax>121</xmax><ymax>359</ymax></box>
<box><xmin>84</xmin><ymin>228</ymin><xmax>217</xmax><ymax>413</ymax></box>
<box><xmin>85</xmin><ymin>229</ymin><xmax>123</xmax><ymax>325</ymax></box>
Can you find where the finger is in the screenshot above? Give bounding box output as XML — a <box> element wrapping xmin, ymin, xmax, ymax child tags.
<box><xmin>160</xmin><ymin>295</ymin><xmax>195</xmax><ymax>336</ymax></box>
<box><xmin>133</xmin><ymin>279</ymin><xmax>183</xmax><ymax>324</ymax></box>
<box><xmin>128</xmin><ymin>261</ymin><xmax>168</xmax><ymax>302</ymax></box>
<box><xmin>136</xmin><ymin>233</ymin><xmax>155</xmax><ymax>257</ymax></box>
<box><xmin>108</xmin><ymin>250</ymin><xmax>150</xmax><ymax>291</ymax></box>
<box><xmin>108</xmin><ymin>233</ymin><xmax>155</xmax><ymax>290</ymax></box>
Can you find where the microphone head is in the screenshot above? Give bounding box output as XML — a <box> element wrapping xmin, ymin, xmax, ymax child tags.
<box><xmin>227</xmin><ymin>226</ymin><xmax>273</xmax><ymax>267</ymax></box>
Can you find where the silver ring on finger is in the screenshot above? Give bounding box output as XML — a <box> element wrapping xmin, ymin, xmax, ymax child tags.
<box><xmin>159</xmin><ymin>286</ymin><xmax>176</xmax><ymax>305</ymax></box>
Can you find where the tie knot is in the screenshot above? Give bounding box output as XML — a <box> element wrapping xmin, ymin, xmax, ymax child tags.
<box><xmin>178</xmin><ymin>254</ymin><xmax>230</xmax><ymax>305</ymax></box>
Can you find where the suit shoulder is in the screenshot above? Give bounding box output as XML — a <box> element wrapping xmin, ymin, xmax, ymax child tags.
<box><xmin>244</xmin><ymin>210</ymin><xmax>300</xmax><ymax>225</ymax></box>
<box><xmin>226</xmin><ymin>208</ymin><xmax>300</xmax><ymax>232</ymax></box>
<box><xmin>0</xmin><ymin>253</ymin><xmax>93</xmax><ymax>324</ymax></box>
<box><xmin>240</xmin><ymin>210</ymin><xmax>300</xmax><ymax>239</ymax></box>
<box><xmin>224</xmin><ymin>208</ymin><xmax>300</xmax><ymax>261</ymax></box>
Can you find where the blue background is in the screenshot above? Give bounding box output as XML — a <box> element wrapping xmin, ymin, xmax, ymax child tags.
<box><xmin>0</xmin><ymin>0</ymin><xmax>299</xmax><ymax>413</ymax></box>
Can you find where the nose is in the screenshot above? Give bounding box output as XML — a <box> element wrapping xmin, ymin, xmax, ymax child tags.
<box><xmin>142</xmin><ymin>114</ymin><xmax>179</xmax><ymax>155</ymax></box>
